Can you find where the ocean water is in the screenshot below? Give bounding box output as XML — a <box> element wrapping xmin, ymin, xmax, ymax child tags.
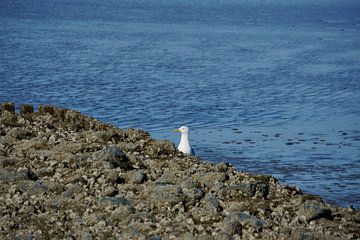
<box><xmin>1</xmin><ymin>0</ymin><xmax>360</xmax><ymax>208</ymax></box>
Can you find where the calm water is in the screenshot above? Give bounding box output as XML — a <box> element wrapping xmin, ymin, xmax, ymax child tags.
<box><xmin>1</xmin><ymin>0</ymin><xmax>360</xmax><ymax>208</ymax></box>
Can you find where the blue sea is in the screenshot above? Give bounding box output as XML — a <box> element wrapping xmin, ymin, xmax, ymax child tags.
<box><xmin>1</xmin><ymin>0</ymin><xmax>360</xmax><ymax>208</ymax></box>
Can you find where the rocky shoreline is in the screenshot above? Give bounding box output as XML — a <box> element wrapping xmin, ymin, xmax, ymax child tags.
<box><xmin>0</xmin><ymin>103</ymin><xmax>359</xmax><ymax>240</ymax></box>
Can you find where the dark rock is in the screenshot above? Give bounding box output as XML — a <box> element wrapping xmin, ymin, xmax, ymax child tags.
<box><xmin>256</xmin><ymin>183</ymin><xmax>270</xmax><ymax>198</ymax></box>
<box><xmin>226</xmin><ymin>212</ymin><xmax>266</xmax><ymax>231</ymax></box>
<box><xmin>222</xmin><ymin>183</ymin><xmax>257</xmax><ymax>198</ymax></box>
<box><xmin>2</xmin><ymin>102</ymin><xmax>15</xmax><ymax>113</ymax></box>
<box><xmin>20</xmin><ymin>104</ymin><xmax>34</xmax><ymax>115</ymax></box>
<box><xmin>93</xmin><ymin>146</ymin><xmax>132</xmax><ymax>170</ymax></box>
<box><xmin>0</xmin><ymin>157</ymin><xmax>21</xmax><ymax>167</ymax></box>
<box><xmin>128</xmin><ymin>170</ymin><xmax>147</xmax><ymax>184</ymax></box>
<box><xmin>38</xmin><ymin>105</ymin><xmax>56</xmax><ymax>115</ymax></box>
<box><xmin>298</xmin><ymin>200</ymin><xmax>332</xmax><ymax>222</ymax></box>
<box><xmin>183</xmin><ymin>187</ymin><xmax>205</xmax><ymax>203</ymax></box>
<box><xmin>0</xmin><ymin>168</ymin><xmax>38</xmax><ymax>182</ymax></box>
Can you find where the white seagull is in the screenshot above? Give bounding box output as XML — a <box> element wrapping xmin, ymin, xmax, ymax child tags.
<box><xmin>173</xmin><ymin>126</ymin><xmax>195</xmax><ymax>155</ymax></box>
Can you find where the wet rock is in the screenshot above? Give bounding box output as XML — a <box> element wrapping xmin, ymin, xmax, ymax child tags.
<box><xmin>38</xmin><ymin>104</ymin><xmax>56</xmax><ymax>115</ymax></box>
<box><xmin>20</xmin><ymin>104</ymin><xmax>34</xmax><ymax>115</ymax></box>
<box><xmin>298</xmin><ymin>200</ymin><xmax>332</xmax><ymax>222</ymax></box>
<box><xmin>93</xmin><ymin>145</ymin><xmax>132</xmax><ymax>170</ymax></box>
<box><xmin>2</xmin><ymin>102</ymin><xmax>15</xmax><ymax>113</ymax></box>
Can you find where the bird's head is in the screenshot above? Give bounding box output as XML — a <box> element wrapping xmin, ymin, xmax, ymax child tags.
<box><xmin>173</xmin><ymin>126</ymin><xmax>189</xmax><ymax>134</ymax></box>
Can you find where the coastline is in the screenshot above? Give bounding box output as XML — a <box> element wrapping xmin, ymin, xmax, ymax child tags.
<box><xmin>0</xmin><ymin>103</ymin><xmax>359</xmax><ymax>239</ymax></box>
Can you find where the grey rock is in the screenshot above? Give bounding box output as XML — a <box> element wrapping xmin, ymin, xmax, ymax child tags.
<box><xmin>223</xmin><ymin>220</ymin><xmax>242</xmax><ymax>236</ymax></box>
<box><xmin>156</xmin><ymin>171</ymin><xmax>178</xmax><ymax>185</ymax></box>
<box><xmin>128</xmin><ymin>170</ymin><xmax>147</xmax><ymax>184</ymax></box>
<box><xmin>256</xmin><ymin>183</ymin><xmax>270</xmax><ymax>198</ymax></box>
<box><xmin>9</xmin><ymin>128</ymin><xmax>34</xmax><ymax>140</ymax></box>
<box><xmin>102</xmin><ymin>196</ymin><xmax>132</xmax><ymax>206</ymax></box>
<box><xmin>226</xmin><ymin>212</ymin><xmax>266</xmax><ymax>231</ymax></box>
<box><xmin>298</xmin><ymin>200</ymin><xmax>332</xmax><ymax>222</ymax></box>
<box><xmin>196</xmin><ymin>172</ymin><xmax>229</xmax><ymax>187</ymax></box>
<box><xmin>0</xmin><ymin>168</ymin><xmax>38</xmax><ymax>182</ymax></box>
<box><xmin>94</xmin><ymin>145</ymin><xmax>132</xmax><ymax>170</ymax></box>
<box><xmin>222</xmin><ymin>183</ymin><xmax>257</xmax><ymax>198</ymax></box>
<box><xmin>151</xmin><ymin>184</ymin><xmax>184</xmax><ymax>205</ymax></box>
<box><xmin>291</xmin><ymin>229</ymin><xmax>315</xmax><ymax>240</ymax></box>
<box><xmin>17</xmin><ymin>180</ymin><xmax>48</xmax><ymax>194</ymax></box>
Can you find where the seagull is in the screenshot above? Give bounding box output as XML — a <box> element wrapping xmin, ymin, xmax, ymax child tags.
<box><xmin>173</xmin><ymin>126</ymin><xmax>195</xmax><ymax>155</ymax></box>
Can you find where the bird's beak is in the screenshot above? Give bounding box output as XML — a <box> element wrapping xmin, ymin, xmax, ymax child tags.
<box><xmin>173</xmin><ymin>129</ymin><xmax>180</xmax><ymax>132</ymax></box>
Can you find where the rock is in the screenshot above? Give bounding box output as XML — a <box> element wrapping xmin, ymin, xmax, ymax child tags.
<box><xmin>255</xmin><ymin>183</ymin><xmax>270</xmax><ymax>198</ymax></box>
<box><xmin>0</xmin><ymin>168</ymin><xmax>38</xmax><ymax>182</ymax></box>
<box><xmin>298</xmin><ymin>200</ymin><xmax>332</xmax><ymax>222</ymax></box>
<box><xmin>156</xmin><ymin>171</ymin><xmax>179</xmax><ymax>185</ymax></box>
<box><xmin>195</xmin><ymin>172</ymin><xmax>229</xmax><ymax>186</ymax></box>
<box><xmin>226</xmin><ymin>212</ymin><xmax>266</xmax><ymax>232</ymax></box>
<box><xmin>223</xmin><ymin>218</ymin><xmax>242</xmax><ymax>235</ymax></box>
<box><xmin>221</xmin><ymin>183</ymin><xmax>257</xmax><ymax>198</ymax></box>
<box><xmin>128</xmin><ymin>170</ymin><xmax>147</xmax><ymax>184</ymax></box>
<box><xmin>93</xmin><ymin>145</ymin><xmax>132</xmax><ymax>170</ymax></box>
<box><xmin>17</xmin><ymin>180</ymin><xmax>48</xmax><ymax>194</ymax></box>
<box><xmin>20</xmin><ymin>104</ymin><xmax>34</xmax><ymax>115</ymax></box>
<box><xmin>102</xmin><ymin>196</ymin><xmax>132</xmax><ymax>206</ymax></box>
<box><xmin>2</xmin><ymin>102</ymin><xmax>15</xmax><ymax>113</ymax></box>
<box><xmin>150</xmin><ymin>184</ymin><xmax>184</xmax><ymax>206</ymax></box>
<box><xmin>38</xmin><ymin>104</ymin><xmax>56</xmax><ymax>115</ymax></box>
<box><xmin>1</xmin><ymin>110</ymin><xmax>18</xmax><ymax>127</ymax></box>
<box><xmin>290</xmin><ymin>228</ymin><xmax>315</xmax><ymax>240</ymax></box>
<box><xmin>9</xmin><ymin>128</ymin><xmax>33</xmax><ymax>140</ymax></box>
<box><xmin>0</xmin><ymin>157</ymin><xmax>21</xmax><ymax>167</ymax></box>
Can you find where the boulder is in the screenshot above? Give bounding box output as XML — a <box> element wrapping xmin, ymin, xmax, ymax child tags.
<box><xmin>93</xmin><ymin>146</ymin><xmax>132</xmax><ymax>170</ymax></box>
<box><xmin>298</xmin><ymin>200</ymin><xmax>332</xmax><ymax>222</ymax></box>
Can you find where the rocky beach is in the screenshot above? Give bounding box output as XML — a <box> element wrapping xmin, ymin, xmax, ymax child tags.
<box><xmin>0</xmin><ymin>103</ymin><xmax>359</xmax><ymax>240</ymax></box>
